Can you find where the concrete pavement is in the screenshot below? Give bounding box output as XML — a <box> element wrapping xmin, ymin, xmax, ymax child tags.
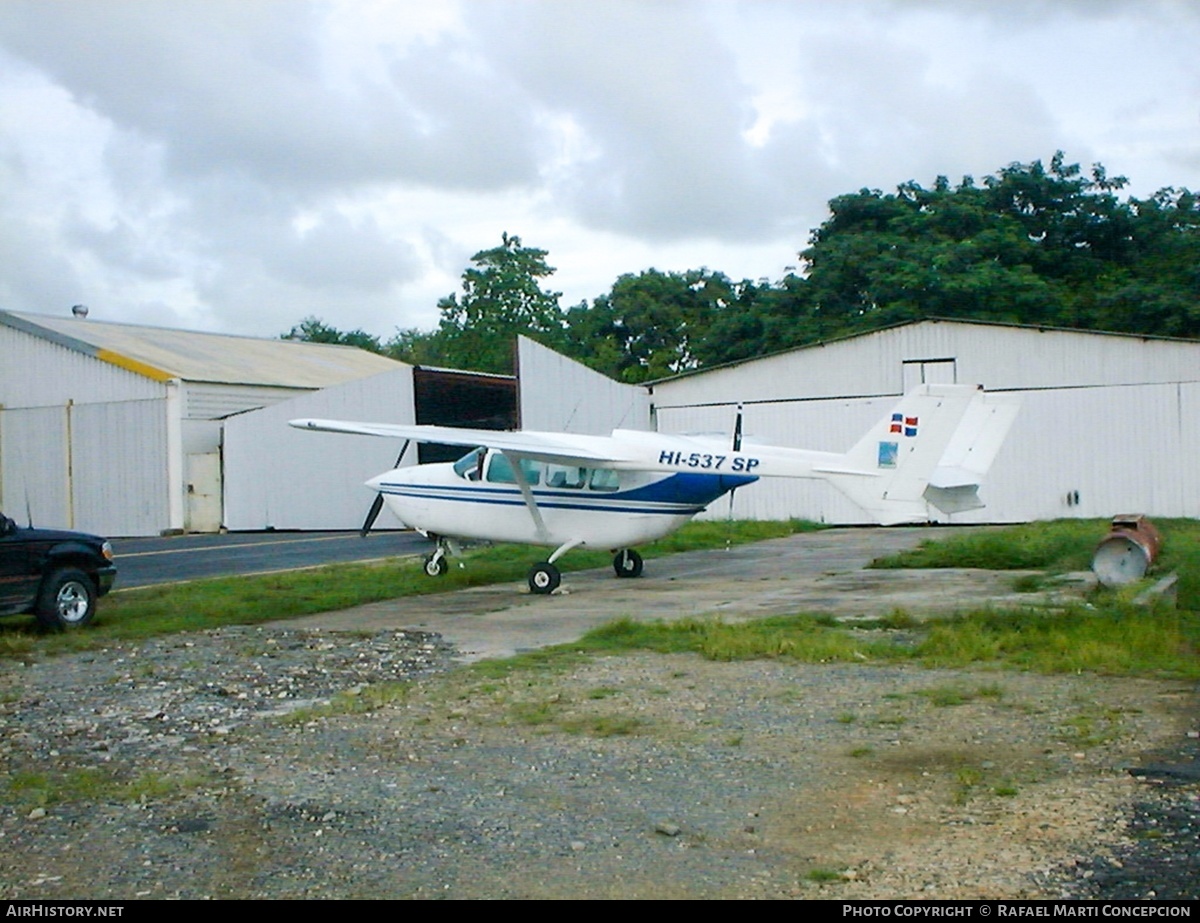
<box><xmin>276</xmin><ymin>526</ymin><xmax>1090</xmax><ymax>661</ymax></box>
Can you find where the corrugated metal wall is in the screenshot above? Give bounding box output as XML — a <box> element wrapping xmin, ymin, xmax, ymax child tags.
<box><xmin>0</xmin><ymin>327</ymin><xmax>172</xmax><ymax>535</ymax></box>
<box><xmin>652</xmin><ymin>321</ymin><xmax>1200</xmax><ymax>524</ymax></box>
<box><xmin>517</xmin><ymin>336</ymin><xmax>651</xmax><ymax>433</ymax></box>
<box><xmin>0</xmin><ymin>399</ymin><xmax>171</xmax><ymax>537</ymax></box>
<box><xmin>185</xmin><ymin>382</ymin><xmax>313</xmax><ymax>420</ymax></box>
<box><xmin>223</xmin><ymin>367</ymin><xmax>417</xmax><ymax>531</ymax></box>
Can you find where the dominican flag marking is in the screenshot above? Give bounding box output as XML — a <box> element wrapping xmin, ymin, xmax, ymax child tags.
<box><xmin>890</xmin><ymin>413</ymin><xmax>919</xmax><ymax>437</ymax></box>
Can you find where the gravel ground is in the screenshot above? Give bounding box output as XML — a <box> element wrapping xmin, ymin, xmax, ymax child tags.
<box><xmin>1</xmin><ymin>625</ymin><xmax>1196</xmax><ymax>900</ymax></box>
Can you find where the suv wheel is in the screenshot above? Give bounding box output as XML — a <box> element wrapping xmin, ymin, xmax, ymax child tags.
<box><xmin>36</xmin><ymin>568</ymin><xmax>97</xmax><ymax>630</ymax></box>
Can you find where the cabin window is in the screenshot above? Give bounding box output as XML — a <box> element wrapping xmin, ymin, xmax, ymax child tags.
<box><xmin>453</xmin><ymin>448</ymin><xmax>486</xmax><ymax>480</ymax></box>
<box><xmin>589</xmin><ymin>468</ymin><xmax>620</xmax><ymax>492</ymax></box>
<box><xmin>544</xmin><ymin>464</ymin><xmax>587</xmax><ymax>489</ymax></box>
<box><xmin>486</xmin><ymin>453</ymin><xmax>542</xmax><ymax>485</ymax></box>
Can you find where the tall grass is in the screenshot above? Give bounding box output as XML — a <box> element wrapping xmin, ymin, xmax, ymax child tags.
<box><xmin>871</xmin><ymin>520</ymin><xmax>1105</xmax><ymax>572</ymax></box>
<box><xmin>874</xmin><ymin>518</ymin><xmax>1200</xmax><ymax>611</ymax></box>
<box><xmin>571</xmin><ymin>606</ymin><xmax>1200</xmax><ymax>679</ymax></box>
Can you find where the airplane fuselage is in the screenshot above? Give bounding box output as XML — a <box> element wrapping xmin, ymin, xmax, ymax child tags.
<box><xmin>369</xmin><ymin>458</ymin><xmax>756</xmax><ymax>549</ymax></box>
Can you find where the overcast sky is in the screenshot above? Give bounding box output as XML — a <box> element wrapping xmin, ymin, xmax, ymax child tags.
<box><xmin>1</xmin><ymin>0</ymin><xmax>1197</xmax><ymax>341</ymax></box>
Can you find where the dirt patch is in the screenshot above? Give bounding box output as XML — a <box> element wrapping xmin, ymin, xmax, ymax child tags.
<box><xmin>1</xmin><ymin>629</ymin><xmax>1194</xmax><ymax>899</ymax></box>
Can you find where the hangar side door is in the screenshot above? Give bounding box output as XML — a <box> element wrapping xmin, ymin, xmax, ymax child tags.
<box><xmin>185</xmin><ymin>452</ymin><xmax>223</xmax><ymax>533</ymax></box>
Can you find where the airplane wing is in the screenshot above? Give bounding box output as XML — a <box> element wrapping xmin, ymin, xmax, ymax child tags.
<box><xmin>291</xmin><ymin>416</ymin><xmax>864</xmax><ymax>481</ymax></box>
<box><xmin>288</xmin><ymin>419</ymin><xmax>633</xmax><ymax>466</ymax></box>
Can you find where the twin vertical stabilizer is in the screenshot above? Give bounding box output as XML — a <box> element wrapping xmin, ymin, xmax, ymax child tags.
<box><xmin>815</xmin><ymin>384</ymin><xmax>1018</xmax><ymax>524</ymax></box>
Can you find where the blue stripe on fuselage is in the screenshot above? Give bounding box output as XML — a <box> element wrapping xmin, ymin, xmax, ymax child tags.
<box><xmin>616</xmin><ymin>472</ymin><xmax>758</xmax><ymax>506</ymax></box>
<box><xmin>377</xmin><ymin>471</ymin><xmax>759</xmax><ymax>516</ymax></box>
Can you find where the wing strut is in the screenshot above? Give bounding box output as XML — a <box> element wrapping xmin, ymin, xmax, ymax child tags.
<box><xmin>503</xmin><ymin>451</ymin><xmax>551</xmax><ymax>544</ymax></box>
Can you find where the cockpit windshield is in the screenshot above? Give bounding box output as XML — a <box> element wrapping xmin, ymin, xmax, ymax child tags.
<box><xmin>452</xmin><ymin>447</ymin><xmax>485</xmax><ymax>480</ymax></box>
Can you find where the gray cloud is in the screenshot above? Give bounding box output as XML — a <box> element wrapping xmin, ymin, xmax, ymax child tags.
<box><xmin>0</xmin><ymin>0</ymin><xmax>1196</xmax><ymax>339</ymax></box>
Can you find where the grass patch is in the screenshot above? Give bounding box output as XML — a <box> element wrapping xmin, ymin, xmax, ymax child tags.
<box><xmin>1056</xmin><ymin>708</ymin><xmax>1131</xmax><ymax>748</ymax></box>
<box><xmin>5</xmin><ymin>767</ymin><xmax>211</xmax><ymax>808</ymax></box>
<box><xmin>557</xmin><ymin>714</ymin><xmax>645</xmax><ymax>737</ymax></box>
<box><xmin>0</xmin><ymin>520</ymin><xmax>819</xmax><ymax>660</ymax></box>
<box><xmin>872</xmin><ymin>518</ymin><xmax>1200</xmax><ymax>610</ymax></box>
<box><xmin>914</xmin><ymin>604</ymin><xmax>1199</xmax><ymax>677</ymax></box>
<box><xmin>502</xmin><ymin>694</ymin><xmax>646</xmax><ymax>737</ymax></box>
<box><xmin>870</xmin><ymin>520</ymin><xmax>1107</xmax><ymax>572</ymax></box>
<box><xmin>280</xmin><ymin>681</ymin><xmax>411</xmax><ymax>723</ymax></box>
<box><xmin>913</xmin><ymin>682</ymin><xmax>1005</xmax><ymax>707</ymax></box>
<box><xmin>574</xmin><ymin>614</ymin><xmax>905</xmax><ymax>663</ymax></box>
<box><xmin>953</xmin><ymin>766</ymin><xmax>984</xmax><ymax>804</ymax></box>
<box><xmin>566</xmin><ymin>602</ymin><xmax>1200</xmax><ymax>679</ymax></box>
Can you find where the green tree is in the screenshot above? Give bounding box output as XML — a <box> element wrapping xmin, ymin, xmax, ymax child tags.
<box><xmin>434</xmin><ymin>232</ymin><xmax>565</xmax><ymax>374</ymax></box>
<box><xmin>282</xmin><ymin>316</ymin><xmax>384</xmax><ymax>353</ymax></box>
<box><xmin>564</xmin><ymin>268</ymin><xmax>752</xmax><ymax>382</ymax></box>
<box><xmin>795</xmin><ymin>153</ymin><xmax>1200</xmax><ymax>338</ymax></box>
<box><xmin>382</xmin><ymin>327</ymin><xmax>443</xmax><ymax>366</ymax></box>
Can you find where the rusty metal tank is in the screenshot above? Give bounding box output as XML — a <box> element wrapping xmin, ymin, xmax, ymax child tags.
<box><xmin>1091</xmin><ymin>515</ymin><xmax>1162</xmax><ymax>588</ymax></box>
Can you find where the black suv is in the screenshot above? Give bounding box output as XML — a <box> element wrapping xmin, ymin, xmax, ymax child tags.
<box><xmin>0</xmin><ymin>513</ymin><xmax>117</xmax><ymax>629</ymax></box>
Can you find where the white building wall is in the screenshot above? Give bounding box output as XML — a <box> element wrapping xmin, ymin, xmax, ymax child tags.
<box><xmin>653</xmin><ymin>321</ymin><xmax>1200</xmax><ymax>406</ymax></box>
<box><xmin>0</xmin><ymin>326</ymin><xmax>172</xmax><ymax>535</ymax></box>
<box><xmin>651</xmin><ymin>321</ymin><xmax>1200</xmax><ymax>524</ymax></box>
<box><xmin>0</xmin><ymin>325</ymin><xmax>166</xmax><ymax>406</ymax></box>
<box><xmin>0</xmin><ymin>405</ymin><xmax>71</xmax><ymax>528</ymax></box>
<box><xmin>517</xmin><ymin>336</ymin><xmax>651</xmax><ymax>433</ymax></box>
<box><xmin>70</xmin><ymin>400</ymin><xmax>171</xmax><ymax>536</ymax></box>
<box><xmin>224</xmin><ymin>366</ymin><xmax>417</xmax><ymax>531</ymax></box>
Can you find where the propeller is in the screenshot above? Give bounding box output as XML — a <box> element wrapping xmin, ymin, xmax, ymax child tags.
<box><xmin>726</xmin><ymin>403</ymin><xmax>744</xmax><ymax>532</ymax></box>
<box><xmin>360</xmin><ymin>439</ymin><xmax>410</xmax><ymax>537</ymax></box>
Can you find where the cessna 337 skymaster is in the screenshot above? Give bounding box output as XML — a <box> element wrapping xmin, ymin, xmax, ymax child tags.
<box><xmin>290</xmin><ymin>383</ymin><xmax>1017</xmax><ymax>594</ymax></box>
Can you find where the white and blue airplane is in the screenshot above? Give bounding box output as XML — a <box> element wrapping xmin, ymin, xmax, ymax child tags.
<box><xmin>291</xmin><ymin>383</ymin><xmax>1017</xmax><ymax>594</ymax></box>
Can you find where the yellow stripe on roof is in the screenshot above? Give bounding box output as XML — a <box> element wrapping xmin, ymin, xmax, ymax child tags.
<box><xmin>95</xmin><ymin>348</ymin><xmax>176</xmax><ymax>382</ymax></box>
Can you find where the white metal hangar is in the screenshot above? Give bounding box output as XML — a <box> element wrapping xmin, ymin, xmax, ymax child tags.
<box><xmin>220</xmin><ymin>337</ymin><xmax>633</xmax><ymax>532</ymax></box>
<box><xmin>223</xmin><ymin>363</ymin><xmax>517</xmax><ymax>532</ymax></box>
<box><xmin>6</xmin><ymin>308</ymin><xmax>1195</xmax><ymax>537</ymax></box>
<box><xmin>646</xmin><ymin>318</ymin><xmax>1200</xmax><ymax>525</ymax></box>
<box><xmin>0</xmin><ymin>310</ymin><xmax>403</xmax><ymax>536</ymax></box>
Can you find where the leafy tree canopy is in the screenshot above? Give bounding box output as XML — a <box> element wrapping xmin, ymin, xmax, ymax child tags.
<box><xmin>286</xmin><ymin>154</ymin><xmax>1200</xmax><ymax>381</ymax></box>
<box><xmin>799</xmin><ymin>152</ymin><xmax>1200</xmax><ymax>338</ymax></box>
<box><xmin>432</xmin><ymin>232</ymin><xmax>565</xmax><ymax>375</ymax></box>
<box><xmin>282</xmin><ymin>316</ymin><xmax>383</xmax><ymax>353</ymax></box>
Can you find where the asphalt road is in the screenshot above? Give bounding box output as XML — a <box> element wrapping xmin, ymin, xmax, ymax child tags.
<box><xmin>111</xmin><ymin>530</ymin><xmax>432</xmax><ymax>588</ymax></box>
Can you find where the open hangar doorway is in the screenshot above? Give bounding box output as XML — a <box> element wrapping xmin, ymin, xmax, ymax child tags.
<box><xmin>412</xmin><ymin>367</ymin><xmax>517</xmax><ymax>464</ymax></box>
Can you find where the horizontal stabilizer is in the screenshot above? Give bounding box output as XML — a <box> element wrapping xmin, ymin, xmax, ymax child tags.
<box><xmin>923</xmin><ymin>483</ymin><xmax>984</xmax><ymax>514</ymax></box>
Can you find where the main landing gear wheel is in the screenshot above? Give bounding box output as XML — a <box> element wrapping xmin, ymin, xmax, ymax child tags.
<box><xmin>423</xmin><ymin>554</ymin><xmax>449</xmax><ymax>577</ymax></box>
<box><xmin>528</xmin><ymin>562</ymin><xmax>561</xmax><ymax>595</ymax></box>
<box><xmin>612</xmin><ymin>548</ymin><xmax>643</xmax><ymax>579</ymax></box>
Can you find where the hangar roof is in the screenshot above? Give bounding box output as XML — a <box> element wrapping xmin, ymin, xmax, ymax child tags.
<box><xmin>0</xmin><ymin>310</ymin><xmax>403</xmax><ymax>388</ymax></box>
<box><xmin>647</xmin><ymin>316</ymin><xmax>1200</xmax><ymax>385</ymax></box>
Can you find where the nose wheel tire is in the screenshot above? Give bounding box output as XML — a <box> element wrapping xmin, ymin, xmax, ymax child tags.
<box><xmin>613</xmin><ymin>548</ymin><xmax>644</xmax><ymax>579</ymax></box>
<box><xmin>423</xmin><ymin>554</ymin><xmax>449</xmax><ymax>577</ymax></box>
<box><xmin>528</xmin><ymin>562</ymin><xmax>561</xmax><ymax>595</ymax></box>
